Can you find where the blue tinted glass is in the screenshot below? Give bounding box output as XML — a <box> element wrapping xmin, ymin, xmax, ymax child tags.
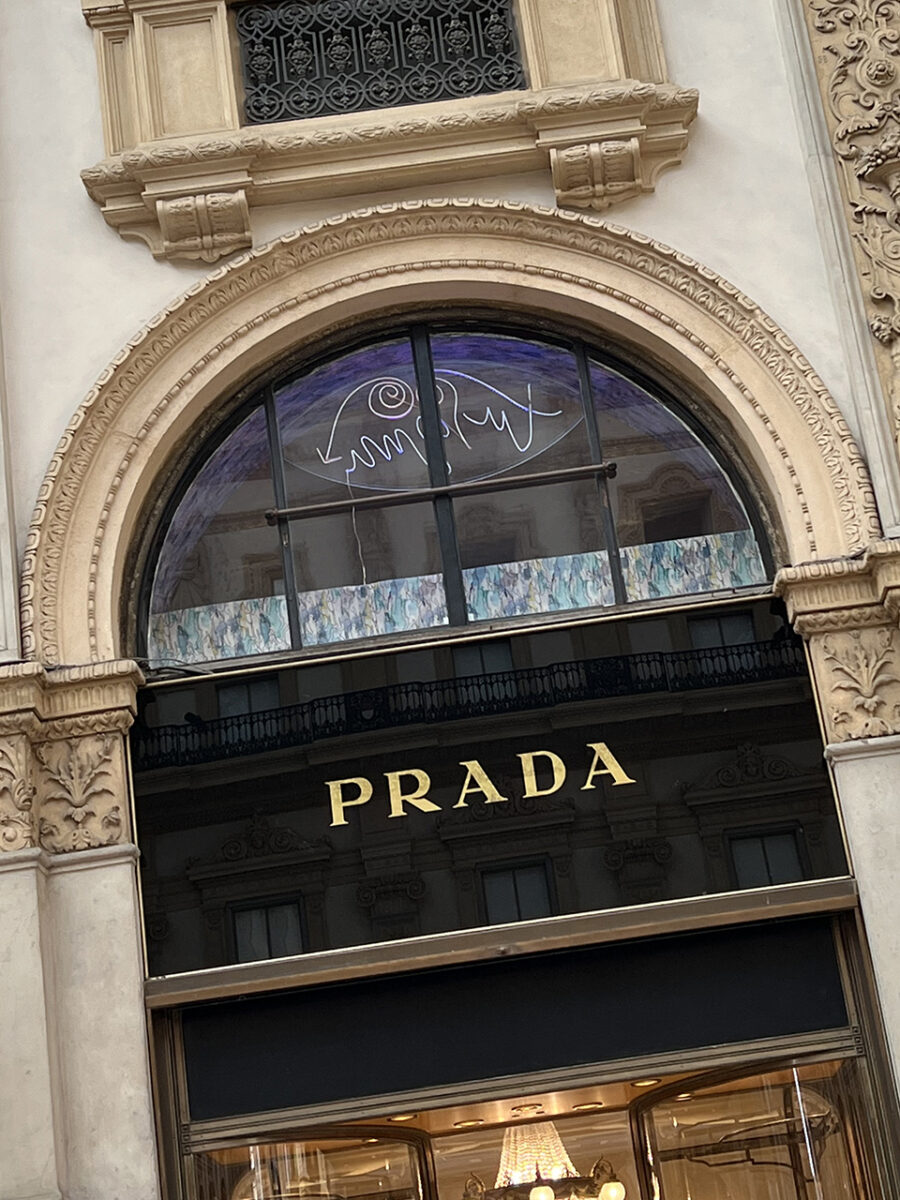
<box><xmin>429</xmin><ymin>333</ymin><xmax>589</xmax><ymax>482</ymax></box>
<box><xmin>590</xmin><ymin>361</ymin><xmax>767</xmax><ymax>601</ymax></box>
<box><xmin>275</xmin><ymin>338</ymin><xmax>429</xmax><ymax>501</ymax></box>
<box><xmin>147</xmin><ymin>408</ymin><xmax>288</xmax><ymax>666</ymax></box>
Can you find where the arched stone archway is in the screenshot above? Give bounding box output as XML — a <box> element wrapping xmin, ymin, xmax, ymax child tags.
<box><xmin>20</xmin><ymin>199</ymin><xmax>882</xmax><ymax>666</ymax></box>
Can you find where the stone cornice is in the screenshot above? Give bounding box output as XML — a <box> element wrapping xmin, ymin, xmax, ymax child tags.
<box><xmin>80</xmin><ymin>81</ymin><xmax>698</xmax><ymax>261</ymax></box>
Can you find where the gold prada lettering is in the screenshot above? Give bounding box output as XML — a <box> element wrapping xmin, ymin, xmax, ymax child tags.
<box><xmin>518</xmin><ymin>750</ymin><xmax>567</xmax><ymax>797</ymax></box>
<box><xmin>453</xmin><ymin>760</ymin><xmax>508</xmax><ymax>808</ymax></box>
<box><xmin>328</xmin><ymin>776</ymin><xmax>374</xmax><ymax>827</ymax></box>
<box><xmin>581</xmin><ymin>741</ymin><xmax>637</xmax><ymax>789</ymax></box>
<box><xmin>386</xmin><ymin>769</ymin><xmax>440</xmax><ymax>818</ymax></box>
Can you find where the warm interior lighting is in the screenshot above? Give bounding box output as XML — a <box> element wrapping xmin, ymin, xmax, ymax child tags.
<box><xmin>528</xmin><ymin>1187</ymin><xmax>556</xmax><ymax>1200</ymax></box>
<box><xmin>494</xmin><ymin>1122</ymin><xmax>578</xmax><ymax>1186</ymax></box>
<box><xmin>599</xmin><ymin>1182</ymin><xmax>626</xmax><ymax>1200</ymax></box>
<box><xmin>387</xmin><ymin>1113</ymin><xmax>417</xmax><ymax>1122</ymax></box>
<box><xmin>572</xmin><ymin>1102</ymin><xmax>604</xmax><ymax>1112</ymax></box>
<box><xmin>510</xmin><ymin>1104</ymin><xmax>544</xmax><ymax>1117</ymax></box>
<box><xmin>455</xmin><ymin>1119</ymin><xmax>486</xmax><ymax>1129</ymax></box>
<box><xmin>632</xmin><ymin>1080</ymin><xmax>660</xmax><ymax>1088</ymax></box>
<box><xmin>675</xmin><ymin>1093</ymin><xmax>692</xmax><ymax>1102</ymax></box>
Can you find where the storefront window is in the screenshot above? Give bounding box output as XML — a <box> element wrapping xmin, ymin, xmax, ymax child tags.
<box><xmin>186</xmin><ymin>1060</ymin><xmax>874</xmax><ymax>1200</ymax></box>
<box><xmin>145</xmin><ymin>327</ymin><xmax>767</xmax><ymax>666</ymax></box>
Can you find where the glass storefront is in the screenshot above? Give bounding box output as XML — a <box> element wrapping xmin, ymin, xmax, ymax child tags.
<box><xmin>187</xmin><ymin>1060</ymin><xmax>874</xmax><ymax>1200</ymax></box>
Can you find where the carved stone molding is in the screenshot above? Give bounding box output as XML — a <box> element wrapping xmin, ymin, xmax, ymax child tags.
<box><xmin>604</xmin><ymin>836</ymin><xmax>672</xmax><ymax>904</ymax></box>
<box><xmin>776</xmin><ymin>540</ymin><xmax>900</xmax><ymax>741</ymax></box>
<box><xmin>81</xmin><ymin>83</ymin><xmax>697</xmax><ymax>261</ymax></box>
<box><xmin>78</xmin><ymin>0</ymin><xmax>690</xmax><ymax>260</ymax></box>
<box><xmin>0</xmin><ymin>661</ymin><xmax>141</xmax><ymax>853</ymax></box>
<box><xmin>20</xmin><ymin>201</ymin><xmax>881</xmax><ymax>666</ymax></box>
<box><xmin>802</xmin><ymin>1</ymin><xmax>900</xmax><ymax>444</ymax></box>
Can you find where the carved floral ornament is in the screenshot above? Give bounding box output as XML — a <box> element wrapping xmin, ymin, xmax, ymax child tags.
<box><xmin>19</xmin><ymin>201</ymin><xmax>881</xmax><ymax>669</ymax></box>
<box><xmin>804</xmin><ymin>1</ymin><xmax>900</xmax><ymax>438</ymax></box>
<box><xmin>0</xmin><ymin>663</ymin><xmax>140</xmax><ymax>855</ymax></box>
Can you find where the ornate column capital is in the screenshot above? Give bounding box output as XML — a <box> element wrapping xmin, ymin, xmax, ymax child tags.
<box><xmin>776</xmin><ymin>542</ymin><xmax>900</xmax><ymax>742</ymax></box>
<box><xmin>0</xmin><ymin>661</ymin><xmax>143</xmax><ymax>854</ymax></box>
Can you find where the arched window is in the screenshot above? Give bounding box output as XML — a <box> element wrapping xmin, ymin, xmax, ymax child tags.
<box><xmin>145</xmin><ymin>325</ymin><xmax>768</xmax><ymax>665</ymax></box>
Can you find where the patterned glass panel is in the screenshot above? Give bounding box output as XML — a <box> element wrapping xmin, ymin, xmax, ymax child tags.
<box><xmin>235</xmin><ymin>0</ymin><xmax>526</xmax><ymax>124</ymax></box>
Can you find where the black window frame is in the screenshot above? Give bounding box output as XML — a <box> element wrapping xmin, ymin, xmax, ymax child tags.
<box><xmin>478</xmin><ymin>858</ymin><xmax>557</xmax><ymax>926</ymax></box>
<box><xmin>727</xmin><ymin>825</ymin><xmax>809</xmax><ymax>890</ymax></box>
<box><xmin>228</xmin><ymin>894</ymin><xmax>307</xmax><ymax>965</ymax></box>
<box><xmin>138</xmin><ymin>320</ymin><xmax>774</xmax><ymax>664</ymax></box>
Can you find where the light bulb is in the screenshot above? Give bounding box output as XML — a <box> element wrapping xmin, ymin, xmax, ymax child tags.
<box><xmin>529</xmin><ymin>1187</ymin><xmax>556</xmax><ymax>1200</ymax></box>
<box><xmin>599</xmin><ymin>1182</ymin><xmax>626</xmax><ymax>1200</ymax></box>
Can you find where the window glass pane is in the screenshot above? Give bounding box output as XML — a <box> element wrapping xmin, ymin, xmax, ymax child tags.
<box><xmin>292</xmin><ymin>502</ymin><xmax>447</xmax><ymax>644</ymax></box>
<box><xmin>275</xmin><ymin>338</ymin><xmax>430</xmax><ymax>502</ymax></box>
<box><xmin>731</xmin><ymin>835</ymin><xmax>770</xmax><ymax>888</ymax></box>
<box><xmin>148</xmin><ymin>408</ymin><xmax>289</xmax><ymax>665</ymax></box>
<box><xmin>644</xmin><ymin>1059</ymin><xmax>863</xmax><ymax>1200</ymax></box>
<box><xmin>514</xmin><ymin>863</ymin><xmax>553</xmax><ymax>920</ymax></box>
<box><xmin>458</xmin><ymin>480</ymin><xmax>612</xmax><ymax>621</ymax></box>
<box><xmin>590</xmin><ymin>361</ymin><xmax>767</xmax><ymax>600</ymax></box>
<box><xmin>763</xmin><ymin>832</ymin><xmax>804</xmax><ymax>884</ymax></box>
<box><xmin>429</xmin><ymin>333</ymin><xmax>590</xmax><ymax>482</ymax></box>
<box><xmin>721</xmin><ymin>611</ymin><xmax>756</xmax><ymax>644</ymax></box>
<box><xmin>196</xmin><ymin>1135</ymin><xmax>422</xmax><ymax>1200</ymax></box>
<box><xmin>266</xmin><ymin>903</ymin><xmax>303</xmax><ymax>958</ymax></box>
<box><xmin>234</xmin><ymin>907</ymin><xmax>271</xmax><ymax>963</ymax></box>
<box><xmin>483</xmin><ymin>869</ymin><xmax>520</xmax><ymax>924</ymax></box>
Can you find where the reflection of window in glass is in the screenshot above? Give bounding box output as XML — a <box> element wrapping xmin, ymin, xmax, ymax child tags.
<box><xmin>688</xmin><ymin>611</ymin><xmax>756</xmax><ymax>648</ymax></box>
<box><xmin>233</xmin><ymin>900</ymin><xmax>303</xmax><ymax>963</ymax></box>
<box><xmin>482</xmin><ymin>863</ymin><xmax>554</xmax><ymax>924</ymax></box>
<box><xmin>217</xmin><ymin>676</ymin><xmax>280</xmax><ymax>718</ymax></box>
<box><xmin>146</xmin><ymin>329</ymin><xmax>768</xmax><ymax>665</ymax></box>
<box><xmin>453</xmin><ymin>640</ymin><xmax>514</xmax><ymax>676</ymax></box>
<box><xmin>642</xmin><ymin>1059</ymin><xmax>865</xmax><ymax>1200</ymax></box>
<box><xmin>731</xmin><ymin>831</ymin><xmax>805</xmax><ymax>888</ymax></box>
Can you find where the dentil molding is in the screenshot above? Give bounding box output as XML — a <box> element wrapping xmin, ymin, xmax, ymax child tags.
<box><xmin>0</xmin><ymin>661</ymin><xmax>142</xmax><ymax>854</ymax></box>
<box><xmin>79</xmin><ymin>0</ymin><xmax>696</xmax><ymax>261</ymax></box>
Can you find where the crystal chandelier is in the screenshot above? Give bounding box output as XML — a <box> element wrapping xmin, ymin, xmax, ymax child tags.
<box><xmin>463</xmin><ymin>1121</ymin><xmax>625</xmax><ymax>1200</ymax></box>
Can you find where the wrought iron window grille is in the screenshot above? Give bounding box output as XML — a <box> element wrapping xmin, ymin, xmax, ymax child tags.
<box><xmin>234</xmin><ymin>0</ymin><xmax>527</xmax><ymax>124</ymax></box>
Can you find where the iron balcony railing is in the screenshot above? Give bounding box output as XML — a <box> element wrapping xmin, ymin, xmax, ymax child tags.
<box><xmin>132</xmin><ymin>639</ymin><xmax>806</xmax><ymax>771</ymax></box>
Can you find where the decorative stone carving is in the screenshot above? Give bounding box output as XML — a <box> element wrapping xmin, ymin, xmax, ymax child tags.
<box><xmin>0</xmin><ymin>662</ymin><xmax>141</xmax><ymax>853</ymax></box>
<box><xmin>803</xmin><ymin>1</ymin><xmax>900</xmax><ymax>440</ymax></box>
<box><xmin>357</xmin><ymin>872</ymin><xmax>426</xmax><ymax>941</ymax></box>
<box><xmin>155</xmin><ymin>190</ymin><xmax>251</xmax><ymax>264</ymax></box>
<box><xmin>79</xmin><ymin>0</ymin><xmax>693</xmax><ymax>259</ymax></box>
<box><xmin>212</xmin><ymin>813</ymin><xmax>329</xmax><ymax>862</ymax></box>
<box><xmin>604</xmin><ymin>836</ymin><xmax>672</xmax><ymax>904</ymax></box>
<box><xmin>35</xmin><ymin>734</ymin><xmax>122</xmax><ymax>853</ymax></box>
<box><xmin>20</xmin><ymin>201</ymin><xmax>881</xmax><ymax>666</ymax></box>
<box><xmin>551</xmin><ymin>138</ymin><xmax>642</xmax><ymax>211</ymax></box>
<box><xmin>823</xmin><ymin>628</ymin><xmax>900</xmax><ymax>740</ymax></box>
<box><xmin>694</xmin><ymin>742</ymin><xmax>804</xmax><ymax>791</ymax></box>
<box><xmin>776</xmin><ymin>541</ymin><xmax>900</xmax><ymax>743</ymax></box>
<box><xmin>0</xmin><ymin>736</ymin><xmax>36</xmax><ymax>852</ymax></box>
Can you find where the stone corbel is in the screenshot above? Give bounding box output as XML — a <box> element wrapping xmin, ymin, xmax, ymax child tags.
<box><xmin>0</xmin><ymin>662</ymin><xmax>142</xmax><ymax>854</ymax></box>
<box><xmin>776</xmin><ymin>541</ymin><xmax>900</xmax><ymax>744</ymax></box>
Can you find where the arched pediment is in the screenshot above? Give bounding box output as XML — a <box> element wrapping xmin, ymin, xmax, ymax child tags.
<box><xmin>21</xmin><ymin>199</ymin><xmax>881</xmax><ymax>665</ymax></box>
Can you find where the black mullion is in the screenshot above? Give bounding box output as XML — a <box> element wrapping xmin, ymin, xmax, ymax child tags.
<box><xmin>576</xmin><ymin>342</ymin><xmax>627</xmax><ymax>606</ymax></box>
<box><xmin>263</xmin><ymin>387</ymin><xmax>304</xmax><ymax>649</ymax></box>
<box><xmin>411</xmin><ymin>326</ymin><xmax>468</xmax><ymax>626</ymax></box>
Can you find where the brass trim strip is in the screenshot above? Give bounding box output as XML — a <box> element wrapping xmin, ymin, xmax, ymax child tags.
<box><xmin>144</xmin><ymin>876</ymin><xmax>857</xmax><ymax>1008</ymax></box>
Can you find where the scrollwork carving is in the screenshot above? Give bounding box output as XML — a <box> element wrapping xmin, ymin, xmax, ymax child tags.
<box><xmin>0</xmin><ymin>737</ymin><xmax>36</xmax><ymax>852</ymax></box>
<box><xmin>805</xmin><ymin>0</ymin><xmax>900</xmax><ymax>438</ymax></box>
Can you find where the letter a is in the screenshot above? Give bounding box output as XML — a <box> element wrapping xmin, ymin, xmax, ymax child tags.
<box><xmin>454</xmin><ymin>760</ymin><xmax>508</xmax><ymax>807</ymax></box>
<box><xmin>328</xmin><ymin>777</ymin><xmax>374</xmax><ymax>827</ymax></box>
<box><xmin>518</xmin><ymin>750</ymin><xmax>566</xmax><ymax>797</ymax></box>
<box><xmin>386</xmin><ymin>769</ymin><xmax>440</xmax><ymax>818</ymax></box>
<box><xmin>581</xmin><ymin>742</ymin><xmax>636</xmax><ymax>789</ymax></box>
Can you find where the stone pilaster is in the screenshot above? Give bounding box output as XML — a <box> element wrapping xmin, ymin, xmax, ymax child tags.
<box><xmin>0</xmin><ymin>660</ymin><xmax>162</xmax><ymax>1200</ymax></box>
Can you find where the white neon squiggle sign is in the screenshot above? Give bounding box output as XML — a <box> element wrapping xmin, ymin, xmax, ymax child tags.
<box><xmin>306</xmin><ymin>370</ymin><xmax>575</xmax><ymax>488</ymax></box>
